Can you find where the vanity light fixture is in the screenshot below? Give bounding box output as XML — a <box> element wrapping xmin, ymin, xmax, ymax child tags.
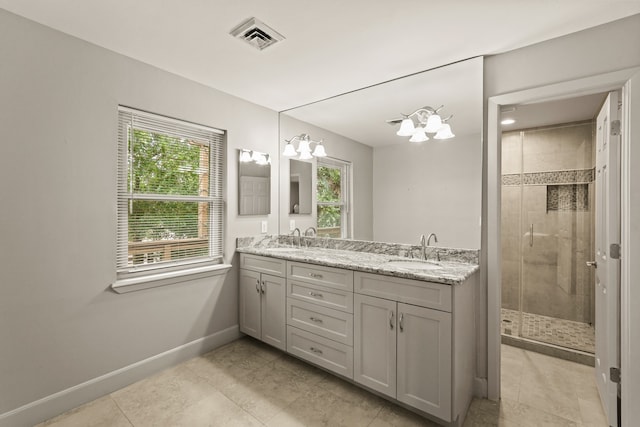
<box><xmin>387</xmin><ymin>106</ymin><xmax>455</xmax><ymax>141</ymax></box>
<box><xmin>501</xmin><ymin>118</ymin><xmax>516</xmax><ymax>125</ymax></box>
<box><xmin>240</xmin><ymin>149</ymin><xmax>270</xmax><ymax>165</ymax></box>
<box><xmin>282</xmin><ymin>133</ymin><xmax>327</xmax><ymax>160</ymax></box>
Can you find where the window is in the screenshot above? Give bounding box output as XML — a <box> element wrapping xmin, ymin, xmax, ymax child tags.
<box><xmin>116</xmin><ymin>107</ymin><xmax>225</xmax><ymax>280</ymax></box>
<box><xmin>316</xmin><ymin>158</ymin><xmax>351</xmax><ymax>238</ymax></box>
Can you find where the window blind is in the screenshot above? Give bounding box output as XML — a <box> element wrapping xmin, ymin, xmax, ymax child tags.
<box><xmin>117</xmin><ymin>107</ymin><xmax>225</xmax><ymax>273</ymax></box>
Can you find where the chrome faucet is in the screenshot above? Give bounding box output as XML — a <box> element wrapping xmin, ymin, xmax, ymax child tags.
<box><xmin>304</xmin><ymin>227</ymin><xmax>317</xmax><ymax>237</ymax></box>
<box><xmin>291</xmin><ymin>228</ymin><xmax>301</xmax><ymax>248</ymax></box>
<box><xmin>420</xmin><ymin>234</ymin><xmax>427</xmax><ymax>260</ymax></box>
<box><xmin>420</xmin><ymin>233</ymin><xmax>439</xmax><ymax>261</ymax></box>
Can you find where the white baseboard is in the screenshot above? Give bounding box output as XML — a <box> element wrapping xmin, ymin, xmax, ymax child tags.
<box><xmin>0</xmin><ymin>325</ymin><xmax>240</xmax><ymax>427</ymax></box>
<box><xmin>474</xmin><ymin>377</ymin><xmax>488</xmax><ymax>399</ymax></box>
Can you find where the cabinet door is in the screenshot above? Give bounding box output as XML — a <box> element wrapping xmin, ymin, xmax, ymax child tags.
<box><xmin>261</xmin><ymin>274</ymin><xmax>287</xmax><ymax>351</ymax></box>
<box><xmin>354</xmin><ymin>294</ymin><xmax>396</xmax><ymax>398</ymax></box>
<box><xmin>239</xmin><ymin>269</ymin><xmax>262</xmax><ymax>340</ymax></box>
<box><xmin>397</xmin><ymin>303</ymin><xmax>452</xmax><ymax>421</ymax></box>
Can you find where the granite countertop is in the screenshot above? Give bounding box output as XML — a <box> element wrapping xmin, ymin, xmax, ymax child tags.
<box><xmin>236</xmin><ymin>245</ymin><xmax>479</xmax><ymax>286</ymax></box>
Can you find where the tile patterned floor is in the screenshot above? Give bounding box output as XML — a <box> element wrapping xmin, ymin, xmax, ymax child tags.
<box><xmin>36</xmin><ymin>338</ymin><xmax>607</xmax><ymax>427</ymax></box>
<box><xmin>501</xmin><ymin>308</ymin><xmax>595</xmax><ymax>354</ymax></box>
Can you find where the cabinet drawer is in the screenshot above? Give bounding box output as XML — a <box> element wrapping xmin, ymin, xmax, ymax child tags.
<box><xmin>288</xmin><ymin>280</ymin><xmax>353</xmax><ymax>313</ymax></box>
<box><xmin>240</xmin><ymin>254</ymin><xmax>286</xmax><ymax>277</ymax></box>
<box><xmin>287</xmin><ymin>262</ymin><xmax>354</xmax><ymax>291</ymax></box>
<box><xmin>354</xmin><ymin>272</ymin><xmax>452</xmax><ymax>312</ymax></box>
<box><xmin>287</xmin><ymin>326</ymin><xmax>353</xmax><ymax>379</ymax></box>
<box><xmin>287</xmin><ymin>299</ymin><xmax>353</xmax><ymax>345</ymax></box>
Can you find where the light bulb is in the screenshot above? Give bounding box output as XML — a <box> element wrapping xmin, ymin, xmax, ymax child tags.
<box><xmin>424</xmin><ymin>114</ymin><xmax>443</xmax><ymax>133</ymax></box>
<box><xmin>251</xmin><ymin>151</ymin><xmax>262</xmax><ymax>162</ymax></box>
<box><xmin>283</xmin><ymin>142</ymin><xmax>297</xmax><ymax>157</ymax></box>
<box><xmin>312</xmin><ymin>142</ymin><xmax>327</xmax><ymax>157</ymax></box>
<box><xmin>396</xmin><ymin>118</ymin><xmax>415</xmax><ymax>136</ymax></box>
<box><xmin>255</xmin><ymin>153</ymin><xmax>268</xmax><ymax>165</ymax></box>
<box><xmin>434</xmin><ymin>123</ymin><xmax>455</xmax><ymax>140</ymax></box>
<box><xmin>409</xmin><ymin>130</ymin><xmax>428</xmax><ymax>143</ymax></box>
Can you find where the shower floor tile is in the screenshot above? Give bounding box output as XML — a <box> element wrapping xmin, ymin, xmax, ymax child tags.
<box><xmin>501</xmin><ymin>308</ymin><xmax>595</xmax><ymax>354</ymax></box>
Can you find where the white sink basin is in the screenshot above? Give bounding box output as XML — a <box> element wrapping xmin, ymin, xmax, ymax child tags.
<box><xmin>385</xmin><ymin>259</ymin><xmax>442</xmax><ymax>271</ymax></box>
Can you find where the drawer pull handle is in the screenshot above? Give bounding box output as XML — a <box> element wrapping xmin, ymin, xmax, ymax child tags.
<box><xmin>260</xmin><ymin>281</ymin><xmax>265</xmax><ymax>294</ymax></box>
<box><xmin>309</xmin><ymin>273</ymin><xmax>324</xmax><ymax>279</ymax></box>
<box><xmin>310</xmin><ymin>347</ymin><xmax>323</xmax><ymax>355</ymax></box>
<box><xmin>309</xmin><ymin>292</ymin><xmax>324</xmax><ymax>298</ymax></box>
<box><xmin>399</xmin><ymin>313</ymin><xmax>404</xmax><ymax>332</ymax></box>
<box><xmin>309</xmin><ymin>317</ymin><xmax>324</xmax><ymax>323</ymax></box>
<box><xmin>255</xmin><ymin>280</ymin><xmax>260</xmax><ymax>294</ymax></box>
<box><xmin>389</xmin><ymin>311</ymin><xmax>394</xmax><ymax>330</ymax></box>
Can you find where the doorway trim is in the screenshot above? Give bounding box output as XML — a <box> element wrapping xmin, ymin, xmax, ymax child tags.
<box><xmin>486</xmin><ymin>66</ymin><xmax>640</xmax><ymax>402</ymax></box>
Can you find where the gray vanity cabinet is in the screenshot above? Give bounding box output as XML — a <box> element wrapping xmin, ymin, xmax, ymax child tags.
<box><xmin>354</xmin><ymin>272</ymin><xmax>473</xmax><ymax>425</ymax></box>
<box><xmin>239</xmin><ymin>254</ymin><xmax>287</xmax><ymax>351</ymax></box>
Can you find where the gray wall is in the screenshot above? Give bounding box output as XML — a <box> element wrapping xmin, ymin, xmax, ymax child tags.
<box><xmin>0</xmin><ymin>9</ymin><xmax>278</xmax><ymax>422</ymax></box>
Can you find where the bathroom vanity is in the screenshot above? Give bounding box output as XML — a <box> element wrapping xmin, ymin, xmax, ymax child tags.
<box><xmin>237</xmin><ymin>237</ymin><xmax>479</xmax><ymax>427</ymax></box>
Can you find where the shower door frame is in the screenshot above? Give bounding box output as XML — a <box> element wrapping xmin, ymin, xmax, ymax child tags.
<box><xmin>486</xmin><ymin>67</ymin><xmax>640</xmax><ymax>416</ymax></box>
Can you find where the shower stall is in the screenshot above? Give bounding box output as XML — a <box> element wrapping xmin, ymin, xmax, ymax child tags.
<box><xmin>501</xmin><ymin>121</ymin><xmax>596</xmax><ymax>360</ymax></box>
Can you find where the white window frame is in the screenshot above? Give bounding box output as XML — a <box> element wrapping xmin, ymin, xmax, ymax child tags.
<box><xmin>316</xmin><ymin>157</ymin><xmax>352</xmax><ymax>239</ymax></box>
<box><xmin>112</xmin><ymin>106</ymin><xmax>229</xmax><ymax>293</ymax></box>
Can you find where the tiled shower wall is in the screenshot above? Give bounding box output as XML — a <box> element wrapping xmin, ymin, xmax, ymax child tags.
<box><xmin>501</xmin><ymin>122</ymin><xmax>595</xmax><ymax>324</ymax></box>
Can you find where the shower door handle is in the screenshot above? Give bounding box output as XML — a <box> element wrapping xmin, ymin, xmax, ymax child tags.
<box><xmin>529</xmin><ymin>224</ymin><xmax>534</xmax><ymax>247</ymax></box>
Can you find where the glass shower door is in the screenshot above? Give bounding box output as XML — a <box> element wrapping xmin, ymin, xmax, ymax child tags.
<box><xmin>518</xmin><ymin>124</ymin><xmax>595</xmax><ymax>353</ymax></box>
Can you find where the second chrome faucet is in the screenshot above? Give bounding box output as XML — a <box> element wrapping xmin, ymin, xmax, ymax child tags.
<box><xmin>419</xmin><ymin>233</ymin><xmax>439</xmax><ymax>261</ymax></box>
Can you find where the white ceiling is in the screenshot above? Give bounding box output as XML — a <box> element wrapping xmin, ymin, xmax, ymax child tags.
<box><xmin>1</xmin><ymin>1</ymin><xmax>639</xmax><ymax>113</ymax></box>
<box><xmin>501</xmin><ymin>93</ymin><xmax>608</xmax><ymax>131</ymax></box>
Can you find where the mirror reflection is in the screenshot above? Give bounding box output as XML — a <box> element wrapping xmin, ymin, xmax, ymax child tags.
<box><xmin>238</xmin><ymin>149</ymin><xmax>271</xmax><ymax>216</ymax></box>
<box><xmin>289</xmin><ymin>159</ymin><xmax>312</xmax><ymax>214</ymax></box>
<box><xmin>279</xmin><ymin>57</ymin><xmax>483</xmax><ymax>248</ymax></box>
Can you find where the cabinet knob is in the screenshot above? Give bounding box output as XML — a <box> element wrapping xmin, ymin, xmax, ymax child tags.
<box><xmin>399</xmin><ymin>313</ymin><xmax>404</xmax><ymax>332</ymax></box>
<box><xmin>255</xmin><ymin>282</ymin><xmax>260</xmax><ymax>293</ymax></box>
<box><xmin>260</xmin><ymin>281</ymin><xmax>265</xmax><ymax>294</ymax></box>
<box><xmin>389</xmin><ymin>311</ymin><xmax>394</xmax><ymax>330</ymax></box>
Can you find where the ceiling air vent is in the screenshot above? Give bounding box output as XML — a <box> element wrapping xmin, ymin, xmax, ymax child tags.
<box><xmin>230</xmin><ymin>17</ymin><xmax>285</xmax><ymax>51</ymax></box>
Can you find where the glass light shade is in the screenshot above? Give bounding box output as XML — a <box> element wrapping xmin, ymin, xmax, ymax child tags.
<box><xmin>297</xmin><ymin>139</ymin><xmax>311</xmax><ymax>153</ymax></box>
<box><xmin>255</xmin><ymin>153</ymin><xmax>269</xmax><ymax>165</ymax></box>
<box><xmin>282</xmin><ymin>142</ymin><xmax>297</xmax><ymax>157</ymax></box>
<box><xmin>239</xmin><ymin>150</ymin><xmax>252</xmax><ymax>162</ymax></box>
<box><xmin>424</xmin><ymin>114</ymin><xmax>443</xmax><ymax>133</ymax></box>
<box><xmin>434</xmin><ymin>123</ymin><xmax>455</xmax><ymax>139</ymax></box>
<box><xmin>396</xmin><ymin>118</ymin><xmax>415</xmax><ymax>136</ymax></box>
<box><xmin>251</xmin><ymin>151</ymin><xmax>262</xmax><ymax>162</ymax></box>
<box><xmin>409</xmin><ymin>130</ymin><xmax>428</xmax><ymax>143</ymax></box>
<box><xmin>312</xmin><ymin>143</ymin><xmax>327</xmax><ymax>157</ymax></box>
<box><xmin>299</xmin><ymin>150</ymin><xmax>313</xmax><ymax>160</ymax></box>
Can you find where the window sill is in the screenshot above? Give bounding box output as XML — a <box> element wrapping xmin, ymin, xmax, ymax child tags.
<box><xmin>111</xmin><ymin>263</ymin><xmax>232</xmax><ymax>294</ymax></box>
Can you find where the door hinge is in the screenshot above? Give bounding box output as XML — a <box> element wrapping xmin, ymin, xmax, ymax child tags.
<box><xmin>611</xmin><ymin>120</ymin><xmax>621</xmax><ymax>136</ymax></box>
<box><xmin>610</xmin><ymin>243</ymin><xmax>621</xmax><ymax>260</ymax></box>
<box><xmin>610</xmin><ymin>367</ymin><xmax>621</xmax><ymax>384</ymax></box>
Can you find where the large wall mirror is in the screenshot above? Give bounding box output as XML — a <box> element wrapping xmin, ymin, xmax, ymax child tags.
<box><xmin>238</xmin><ymin>149</ymin><xmax>271</xmax><ymax>215</ymax></box>
<box><xmin>278</xmin><ymin>57</ymin><xmax>483</xmax><ymax>249</ymax></box>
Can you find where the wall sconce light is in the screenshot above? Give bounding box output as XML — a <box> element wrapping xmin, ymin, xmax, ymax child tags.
<box><xmin>282</xmin><ymin>133</ymin><xmax>327</xmax><ymax>160</ymax></box>
<box><xmin>387</xmin><ymin>106</ymin><xmax>455</xmax><ymax>142</ymax></box>
<box><xmin>240</xmin><ymin>149</ymin><xmax>270</xmax><ymax>165</ymax></box>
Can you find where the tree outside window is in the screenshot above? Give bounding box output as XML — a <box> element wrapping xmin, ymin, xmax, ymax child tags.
<box><xmin>317</xmin><ymin>158</ymin><xmax>351</xmax><ymax>238</ymax></box>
